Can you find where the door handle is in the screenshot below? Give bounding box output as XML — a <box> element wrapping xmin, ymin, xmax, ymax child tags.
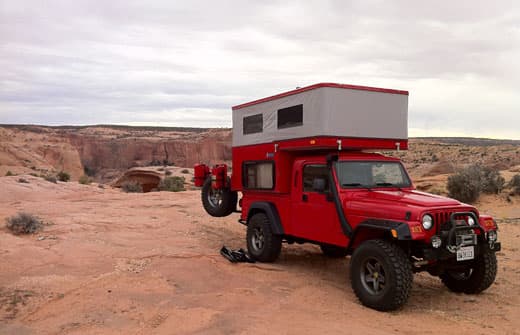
<box><xmin>302</xmin><ymin>194</ymin><xmax>308</xmax><ymax>202</ymax></box>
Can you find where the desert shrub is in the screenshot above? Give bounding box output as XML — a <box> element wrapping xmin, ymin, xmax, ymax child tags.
<box><xmin>481</xmin><ymin>167</ymin><xmax>505</xmax><ymax>194</ymax></box>
<box><xmin>165</xmin><ymin>170</ymin><xmax>173</xmax><ymax>176</ymax></box>
<box><xmin>447</xmin><ymin>165</ymin><xmax>483</xmax><ymax>203</ymax></box>
<box><xmin>5</xmin><ymin>171</ymin><xmax>14</xmax><ymax>176</ymax></box>
<box><xmin>44</xmin><ymin>175</ymin><xmax>57</xmax><ymax>183</ymax></box>
<box><xmin>121</xmin><ymin>181</ymin><xmax>143</xmax><ymax>193</ymax></box>
<box><xmin>159</xmin><ymin>176</ymin><xmax>185</xmax><ymax>192</ymax></box>
<box><xmin>79</xmin><ymin>175</ymin><xmax>91</xmax><ymax>185</ymax></box>
<box><xmin>181</xmin><ymin>169</ymin><xmax>190</xmax><ymax>174</ymax></box>
<box><xmin>17</xmin><ymin>178</ymin><xmax>29</xmax><ymax>183</ymax></box>
<box><xmin>57</xmin><ymin>171</ymin><xmax>70</xmax><ymax>182</ymax></box>
<box><xmin>447</xmin><ymin>165</ymin><xmax>505</xmax><ymax>203</ymax></box>
<box><xmin>5</xmin><ymin>212</ymin><xmax>43</xmax><ymax>235</ymax></box>
<box><xmin>510</xmin><ymin>174</ymin><xmax>520</xmax><ymax>195</ymax></box>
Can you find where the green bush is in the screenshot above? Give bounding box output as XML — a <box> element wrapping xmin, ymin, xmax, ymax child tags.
<box><xmin>447</xmin><ymin>165</ymin><xmax>505</xmax><ymax>203</ymax></box>
<box><xmin>165</xmin><ymin>170</ymin><xmax>173</xmax><ymax>176</ymax></box>
<box><xmin>121</xmin><ymin>181</ymin><xmax>143</xmax><ymax>193</ymax></box>
<box><xmin>159</xmin><ymin>176</ymin><xmax>185</xmax><ymax>192</ymax></box>
<box><xmin>5</xmin><ymin>212</ymin><xmax>43</xmax><ymax>235</ymax></box>
<box><xmin>481</xmin><ymin>167</ymin><xmax>505</xmax><ymax>194</ymax></box>
<box><xmin>79</xmin><ymin>175</ymin><xmax>91</xmax><ymax>185</ymax></box>
<box><xmin>447</xmin><ymin>165</ymin><xmax>482</xmax><ymax>203</ymax></box>
<box><xmin>57</xmin><ymin>171</ymin><xmax>70</xmax><ymax>182</ymax></box>
<box><xmin>5</xmin><ymin>171</ymin><xmax>14</xmax><ymax>176</ymax></box>
<box><xmin>181</xmin><ymin>169</ymin><xmax>190</xmax><ymax>174</ymax></box>
<box><xmin>510</xmin><ymin>174</ymin><xmax>520</xmax><ymax>195</ymax></box>
<box><xmin>17</xmin><ymin>178</ymin><xmax>29</xmax><ymax>183</ymax></box>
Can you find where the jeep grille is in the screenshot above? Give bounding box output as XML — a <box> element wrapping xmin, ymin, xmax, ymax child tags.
<box><xmin>433</xmin><ymin>211</ymin><xmax>470</xmax><ymax>228</ymax></box>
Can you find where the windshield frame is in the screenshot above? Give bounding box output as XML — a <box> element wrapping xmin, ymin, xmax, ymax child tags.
<box><xmin>334</xmin><ymin>160</ymin><xmax>412</xmax><ymax>189</ymax></box>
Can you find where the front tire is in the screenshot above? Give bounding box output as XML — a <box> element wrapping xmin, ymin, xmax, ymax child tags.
<box><xmin>201</xmin><ymin>177</ymin><xmax>237</xmax><ymax>217</ymax></box>
<box><xmin>440</xmin><ymin>248</ymin><xmax>497</xmax><ymax>294</ymax></box>
<box><xmin>246</xmin><ymin>213</ymin><xmax>282</xmax><ymax>262</ymax></box>
<box><xmin>350</xmin><ymin>239</ymin><xmax>413</xmax><ymax>311</ymax></box>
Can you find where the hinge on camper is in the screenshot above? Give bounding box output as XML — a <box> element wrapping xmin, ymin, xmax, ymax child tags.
<box><xmin>395</xmin><ymin>142</ymin><xmax>401</xmax><ymax>151</ymax></box>
<box><xmin>337</xmin><ymin>139</ymin><xmax>342</xmax><ymax>151</ymax></box>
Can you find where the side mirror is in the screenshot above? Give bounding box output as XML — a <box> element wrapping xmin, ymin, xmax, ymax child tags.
<box><xmin>312</xmin><ymin>178</ymin><xmax>327</xmax><ymax>193</ymax></box>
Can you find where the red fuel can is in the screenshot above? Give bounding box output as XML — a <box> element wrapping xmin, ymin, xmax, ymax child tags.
<box><xmin>193</xmin><ymin>164</ymin><xmax>210</xmax><ymax>187</ymax></box>
<box><xmin>211</xmin><ymin>164</ymin><xmax>228</xmax><ymax>189</ymax></box>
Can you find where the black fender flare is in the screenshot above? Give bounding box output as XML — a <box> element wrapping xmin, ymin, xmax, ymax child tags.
<box><xmin>347</xmin><ymin>219</ymin><xmax>412</xmax><ymax>249</ymax></box>
<box><xmin>247</xmin><ymin>202</ymin><xmax>284</xmax><ymax>235</ymax></box>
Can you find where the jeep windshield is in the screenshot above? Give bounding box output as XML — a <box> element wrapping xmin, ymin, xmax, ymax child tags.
<box><xmin>335</xmin><ymin>161</ymin><xmax>412</xmax><ymax>189</ymax></box>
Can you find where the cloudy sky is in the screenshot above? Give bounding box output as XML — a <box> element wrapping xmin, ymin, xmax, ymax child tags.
<box><xmin>1</xmin><ymin>1</ymin><xmax>519</xmax><ymax>139</ymax></box>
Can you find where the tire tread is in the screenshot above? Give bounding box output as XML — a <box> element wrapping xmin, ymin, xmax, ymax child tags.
<box><xmin>351</xmin><ymin>239</ymin><xmax>412</xmax><ymax>311</ymax></box>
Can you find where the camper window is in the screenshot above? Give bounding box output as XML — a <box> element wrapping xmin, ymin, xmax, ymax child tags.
<box><xmin>243</xmin><ymin>114</ymin><xmax>263</xmax><ymax>134</ymax></box>
<box><xmin>278</xmin><ymin>104</ymin><xmax>303</xmax><ymax>129</ymax></box>
<box><xmin>243</xmin><ymin>161</ymin><xmax>274</xmax><ymax>189</ymax></box>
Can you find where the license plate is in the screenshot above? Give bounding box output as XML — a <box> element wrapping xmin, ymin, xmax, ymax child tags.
<box><xmin>457</xmin><ymin>246</ymin><xmax>474</xmax><ymax>261</ymax></box>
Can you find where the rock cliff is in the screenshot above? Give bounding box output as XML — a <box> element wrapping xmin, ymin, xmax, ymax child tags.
<box><xmin>0</xmin><ymin>126</ymin><xmax>232</xmax><ymax>182</ymax></box>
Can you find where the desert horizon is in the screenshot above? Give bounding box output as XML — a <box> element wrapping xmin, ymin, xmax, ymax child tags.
<box><xmin>2</xmin><ymin>123</ymin><xmax>520</xmax><ymax>142</ymax></box>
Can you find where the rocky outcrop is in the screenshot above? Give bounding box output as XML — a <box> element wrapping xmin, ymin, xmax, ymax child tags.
<box><xmin>0</xmin><ymin>126</ymin><xmax>84</xmax><ymax>179</ymax></box>
<box><xmin>66</xmin><ymin>129</ymin><xmax>232</xmax><ymax>182</ymax></box>
<box><xmin>112</xmin><ymin>168</ymin><xmax>163</xmax><ymax>192</ymax></box>
<box><xmin>0</xmin><ymin>126</ymin><xmax>232</xmax><ymax>182</ymax></box>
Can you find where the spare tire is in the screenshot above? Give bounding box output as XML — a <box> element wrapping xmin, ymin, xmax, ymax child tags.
<box><xmin>201</xmin><ymin>177</ymin><xmax>237</xmax><ymax>217</ymax></box>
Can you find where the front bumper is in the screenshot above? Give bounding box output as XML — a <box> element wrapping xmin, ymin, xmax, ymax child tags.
<box><xmin>423</xmin><ymin>241</ymin><xmax>501</xmax><ymax>262</ymax></box>
<box><xmin>421</xmin><ymin>211</ymin><xmax>500</xmax><ymax>262</ymax></box>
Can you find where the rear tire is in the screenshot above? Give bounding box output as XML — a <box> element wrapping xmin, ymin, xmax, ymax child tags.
<box><xmin>440</xmin><ymin>248</ymin><xmax>497</xmax><ymax>294</ymax></box>
<box><xmin>201</xmin><ymin>177</ymin><xmax>237</xmax><ymax>217</ymax></box>
<box><xmin>246</xmin><ymin>213</ymin><xmax>282</xmax><ymax>262</ymax></box>
<box><xmin>350</xmin><ymin>239</ymin><xmax>412</xmax><ymax>311</ymax></box>
<box><xmin>320</xmin><ymin>244</ymin><xmax>348</xmax><ymax>258</ymax></box>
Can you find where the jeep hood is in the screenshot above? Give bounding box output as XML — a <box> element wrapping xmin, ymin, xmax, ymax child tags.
<box><xmin>365</xmin><ymin>189</ymin><xmax>461</xmax><ymax>207</ymax></box>
<box><xmin>344</xmin><ymin>189</ymin><xmax>466</xmax><ymax>222</ymax></box>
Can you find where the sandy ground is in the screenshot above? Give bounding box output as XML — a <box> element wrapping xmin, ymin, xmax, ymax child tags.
<box><xmin>0</xmin><ymin>176</ymin><xmax>519</xmax><ymax>335</ymax></box>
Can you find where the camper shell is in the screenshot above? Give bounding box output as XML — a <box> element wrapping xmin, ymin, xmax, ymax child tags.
<box><xmin>230</xmin><ymin>83</ymin><xmax>409</xmax><ymax>192</ymax></box>
<box><xmin>194</xmin><ymin>83</ymin><xmax>499</xmax><ymax>312</ymax></box>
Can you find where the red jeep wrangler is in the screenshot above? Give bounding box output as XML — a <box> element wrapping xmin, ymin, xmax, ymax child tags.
<box><xmin>195</xmin><ymin>83</ymin><xmax>500</xmax><ymax>311</ymax></box>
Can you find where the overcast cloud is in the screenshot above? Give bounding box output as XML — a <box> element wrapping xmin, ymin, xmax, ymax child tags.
<box><xmin>1</xmin><ymin>0</ymin><xmax>519</xmax><ymax>138</ymax></box>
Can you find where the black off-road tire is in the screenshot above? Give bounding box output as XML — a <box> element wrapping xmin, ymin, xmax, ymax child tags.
<box><xmin>320</xmin><ymin>244</ymin><xmax>349</xmax><ymax>258</ymax></box>
<box><xmin>350</xmin><ymin>239</ymin><xmax>413</xmax><ymax>311</ymax></box>
<box><xmin>440</xmin><ymin>248</ymin><xmax>497</xmax><ymax>294</ymax></box>
<box><xmin>246</xmin><ymin>213</ymin><xmax>282</xmax><ymax>263</ymax></box>
<box><xmin>201</xmin><ymin>177</ymin><xmax>237</xmax><ymax>217</ymax></box>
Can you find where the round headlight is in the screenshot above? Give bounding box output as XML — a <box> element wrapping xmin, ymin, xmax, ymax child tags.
<box><xmin>468</xmin><ymin>216</ymin><xmax>475</xmax><ymax>226</ymax></box>
<box><xmin>422</xmin><ymin>214</ymin><xmax>434</xmax><ymax>230</ymax></box>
